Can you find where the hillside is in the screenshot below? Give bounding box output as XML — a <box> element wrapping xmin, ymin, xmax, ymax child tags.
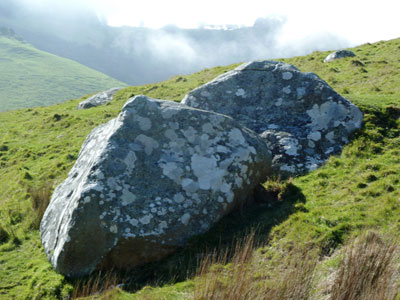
<box><xmin>0</xmin><ymin>38</ymin><xmax>400</xmax><ymax>299</ymax></box>
<box><xmin>0</xmin><ymin>29</ymin><xmax>126</xmax><ymax>111</ymax></box>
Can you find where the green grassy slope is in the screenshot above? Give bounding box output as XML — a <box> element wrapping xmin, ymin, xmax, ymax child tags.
<box><xmin>0</xmin><ymin>34</ymin><xmax>126</xmax><ymax>111</ymax></box>
<box><xmin>0</xmin><ymin>38</ymin><xmax>400</xmax><ymax>299</ymax></box>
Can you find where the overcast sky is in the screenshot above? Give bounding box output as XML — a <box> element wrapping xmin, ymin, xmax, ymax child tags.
<box><xmin>85</xmin><ymin>0</ymin><xmax>400</xmax><ymax>46</ymax></box>
<box><xmin>11</xmin><ymin>0</ymin><xmax>400</xmax><ymax>47</ymax></box>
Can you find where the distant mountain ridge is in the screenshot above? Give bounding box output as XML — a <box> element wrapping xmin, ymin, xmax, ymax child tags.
<box><xmin>0</xmin><ymin>5</ymin><xmax>349</xmax><ymax>85</ymax></box>
<box><xmin>0</xmin><ymin>28</ymin><xmax>126</xmax><ymax>111</ymax></box>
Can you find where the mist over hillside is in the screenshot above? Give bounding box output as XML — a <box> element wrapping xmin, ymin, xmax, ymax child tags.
<box><xmin>0</xmin><ymin>0</ymin><xmax>350</xmax><ymax>85</ymax></box>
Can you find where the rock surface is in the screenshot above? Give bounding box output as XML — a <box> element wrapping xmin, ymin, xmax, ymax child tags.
<box><xmin>182</xmin><ymin>60</ymin><xmax>363</xmax><ymax>176</ymax></box>
<box><xmin>41</xmin><ymin>95</ymin><xmax>271</xmax><ymax>277</ymax></box>
<box><xmin>77</xmin><ymin>87</ymin><xmax>122</xmax><ymax>109</ymax></box>
<box><xmin>324</xmin><ymin>50</ymin><xmax>356</xmax><ymax>62</ymax></box>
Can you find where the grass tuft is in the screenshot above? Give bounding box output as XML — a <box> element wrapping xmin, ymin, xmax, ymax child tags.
<box><xmin>0</xmin><ymin>223</ymin><xmax>9</xmax><ymax>244</ymax></box>
<box><xmin>71</xmin><ymin>271</ymin><xmax>121</xmax><ymax>299</ymax></box>
<box><xmin>193</xmin><ymin>232</ymin><xmax>318</xmax><ymax>300</ymax></box>
<box><xmin>27</xmin><ymin>182</ymin><xmax>53</xmax><ymax>229</ymax></box>
<box><xmin>329</xmin><ymin>231</ymin><xmax>399</xmax><ymax>300</ymax></box>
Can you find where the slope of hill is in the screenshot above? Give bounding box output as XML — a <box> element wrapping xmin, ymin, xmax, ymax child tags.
<box><xmin>0</xmin><ymin>30</ymin><xmax>126</xmax><ymax>111</ymax></box>
<box><xmin>0</xmin><ymin>38</ymin><xmax>400</xmax><ymax>299</ymax></box>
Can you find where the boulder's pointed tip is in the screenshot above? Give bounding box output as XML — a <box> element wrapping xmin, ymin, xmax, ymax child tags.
<box><xmin>123</xmin><ymin>95</ymin><xmax>151</xmax><ymax>110</ymax></box>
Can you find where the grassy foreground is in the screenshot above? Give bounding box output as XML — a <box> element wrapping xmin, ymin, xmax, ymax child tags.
<box><xmin>1</xmin><ymin>38</ymin><xmax>400</xmax><ymax>299</ymax></box>
<box><xmin>0</xmin><ymin>32</ymin><xmax>126</xmax><ymax>112</ymax></box>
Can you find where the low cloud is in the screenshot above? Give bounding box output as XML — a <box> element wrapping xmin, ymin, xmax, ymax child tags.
<box><xmin>0</xmin><ymin>1</ymin><xmax>351</xmax><ymax>85</ymax></box>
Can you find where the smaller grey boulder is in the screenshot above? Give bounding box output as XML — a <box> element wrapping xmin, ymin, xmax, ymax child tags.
<box><xmin>182</xmin><ymin>60</ymin><xmax>363</xmax><ymax>177</ymax></box>
<box><xmin>324</xmin><ymin>50</ymin><xmax>356</xmax><ymax>62</ymax></box>
<box><xmin>78</xmin><ymin>87</ymin><xmax>122</xmax><ymax>109</ymax></box>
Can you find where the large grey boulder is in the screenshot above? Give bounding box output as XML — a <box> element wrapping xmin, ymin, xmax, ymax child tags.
<box><xmin>41</xmin><ymin>95</ymin><xmax>271</xmax><ymax>277</ymax></box>
<box><xmin>77</xmin><ymin>87</ymin><xmax>122</xmax><ymax>109</ymax></box>
<box><xmin>324</xmin><ymin>50</ymin><xmax>356</xmax><ymax>62</ymax></box>
<box><xmin>182</xmin><ymin>61</ymin><xmax>363</xmax><ymax>176</ymax></box>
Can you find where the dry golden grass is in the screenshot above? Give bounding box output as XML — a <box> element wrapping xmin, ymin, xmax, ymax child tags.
<box><xmin>72</xmin><ymin>271</ymin><xmax>120</xmax><ymax>300</ymax></box>
<box><xmin>329</xmin><ymin>231</ymin><xmax>399</xmax><ymax>300</ymax></box>
<box><xmin>193</xmin><ymin>232</ymin><xmax>317</xmax><ymax>300</ymax></box>
<box><xmin>27</xmin><ymin>181</ymin><xmax>53</xmax><ymax>229</ymax></box>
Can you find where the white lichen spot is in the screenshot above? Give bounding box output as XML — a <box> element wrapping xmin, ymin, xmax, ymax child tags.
<box><xmin>334</xmin><ymin>120</ymin><xmax>342</xmax><ymax>127</ymax></box>
<box><xmin>307</xmin><ymin>131</ymin><xmax>321</xmax><ymax>141</ymax></box>
<box><xmin>226</xmin><ymin>90</ymin><xmax>232</xmax><ymax>94</ymax></box>
<box><xmin>280</xmin><ymin>164</ymin><xmax>296</xmax><ymax>173</ymax></box>
<box><xmin>110</xmin><ymin>225</ymin><xmax>118</xmax><ymax>233</ymax></box>
<box><xmin>135</xmin><ymin>135</ymin><xmax>159</xmax><ymax>155</ymax></box>
<box><xmin>83</xmin><ymin>196</ymin><xmax>91</xmax><ymax>204</ymax></box>
<box><xmin>326</xmin><ymin>131</ymin><xmax>335</xmax><ymax>143</ymax></box>
<box><xmin>161</xmin><ymin>162</ymin><xmax>183</xmax><ymax>182</ymax></box>
<box><xmin>139</xmin><ymin>215</ymin><xmax>152</xmax><ymax>225</ymax></box>
<box><xmin>226</xmin><ymin>191</ymin><xmax>234</xmax><ymax>203</ymax></box>
<box><xmin>191</xmin><ymin>154</ymin><xmax>225</xmax><ymax>190</ymax></box>
<box><xmin>275</xmin><ymin>98</ymin><xmax>283</xmax><ymax>106</ymax></box>
<box><xmin>268</xmin><ymin>124</ymin><xmax>279</xmax><ymax>129</ymax></box>
<box><xmin>159</xmin><ymin>221</ymin><xmax>168</xmax><ymax>230</ymax></box>
<box><xmin>282</xmin><ymin>72</ymin><xmax>293</xmax><ymax>80</ymax></box>
<box><xmin>124</xmin><ymin>151</ymin><xmax>137</xmax><ymax>171</ymax></box>
<box><xmin>181</xmin><ymin>213</ymin><xmax>191</xmax><ymax>225</ymax></box>
<box><xmin>217</xmin><ymin>145</ymin><xmax>229</xmax><ymax>153</ymax></box>
<box><xmin>307</xmin><ymin>164</ymin><xmax>318</xmax><ymax>171</ymax></box>
<box><xmin>96</xmin><ymin>170</ymin><xmax>105</xmax><ymax>180</ymax></box>
<box><xmin>280</xmin><ymin>138</ymin><xmax>299</xmax><ymax>156</ymax></box>
<box><xmin>282</xmin><ymin>86</ymin><xmax>291</xmax><ymax>94</ymax></box>
<box><xmin>307</xmin><ymin>102</ymin><xmax>348</xmax><ymax>131</ymax></box>
<box><xmin>164</xmin><ymin>129</ymin><xmax>178</xmax><ymax>140</ymax></box>
<box><xmin>296</xmin><ymin>87</ymin><xmax>306</xmax><ymax>99</ymax></box>
<box><xmin>161</xmin><ymin>107</ymin><xmax>178</xmax><ymax>119</ymax></box>
<box><xmin>174</xmin><ymin>193</ymin><xmax>185</xmax><ymax>203</ymax></box>
<box><xmin>182</xmin><ymin>178</ymin><xmax>199</xmax><ymax>193</ymax></box>
<box><xmin>220</xmin><ymin>181</ymin><xmax>231</xmax><ymax>194</ymax></box>
<box><xmin>121</xmin><ymin>189</ymin><xmax>136</xmax><ymax>206</ymax></box>
<box><xmin>228</xmin><ymin>128</ymin><xmax>245</xmax><ymax>145</ymax></box>
<box><xmin>182</xmin><ymin>127</ymin><xmax>197</xmax><ymax>143</ymax></box>
<box><xmin>235</xmin><ymin>177</ymin><xmax>243</xmax><ymax>188</ymax></box>
<box><xmin>308</xmin><ymin>140</ymin><xmax>315</xmax><ymax>148</ymax></box>
<box><xmin>137</xmin><ymin>116</ymin><xmax>152</xmax><ymax>131</ymax></box>
<box><xmin>236</xmin><ymin>88</ymin><xmax>246</xmax><ymax>97</ymax></box>
<box><xmin>201</xmin><ymin>90</ymin><xmax>211</xmax><ymax>98</ymax></box>
<box><xmin>325</xmin><ymin>147</ymin><xmax>334</xmax><ymax>154</ymax></box>
<box><xmin>202</xmin><ymin>123</ymin><xmax>214</xmax><ymax>134</ymax></box>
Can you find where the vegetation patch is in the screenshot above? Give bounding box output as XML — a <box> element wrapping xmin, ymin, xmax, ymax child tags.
<box><xmin>1</xmin><ymin>38</ymin><xmax>400</xmax><ymax>299</ymax></box>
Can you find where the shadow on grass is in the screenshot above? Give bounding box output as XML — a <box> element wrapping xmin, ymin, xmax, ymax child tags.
<box><xmin>69</xmin><ymin>180</ymin><xmax>306</xmax><ymax>295</ymax></box>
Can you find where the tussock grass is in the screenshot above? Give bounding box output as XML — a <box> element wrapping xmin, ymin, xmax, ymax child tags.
<box><xmin>27</xmin><ymin>181</ymin><xmax>53</xmax><ymax>229</ymax></box>
<box><xmin>72</xmin><ymin>271</ymin><xmax>121</xmax><ymax>300</ymax></box>
<box><xmin>193</xmin><ymin>232</ymin><xmax>318</xmax><ymax>300</ymax></box>
<box><xmin>0</xmin><ymin>223</ymin><xmax>9</xmax><ymax>244</ymax></box>
<box><xmin>329</xmin><ymin>231</ymin><xmax>399</xmax><ymax>300</ymax></box>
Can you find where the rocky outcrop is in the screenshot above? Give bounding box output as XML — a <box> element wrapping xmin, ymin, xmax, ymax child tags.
<box><xmin>324</xmin><ymin>50</ymin><xmax>356</xmax><ymax>62</ymax></box>
<box><xmin>41</xmin><ymin>95</ymin><xmax>271</xmax><ymax>277</ymax></box>
<box><xmin>182</xmin><ymin>61</ymin><xmax>363</xmax><ymax>176</ymax></box>
<box><xmin>77</xmin><ymin>87</ymin><xmax>122</xmax><ymax>109</ymax></box>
